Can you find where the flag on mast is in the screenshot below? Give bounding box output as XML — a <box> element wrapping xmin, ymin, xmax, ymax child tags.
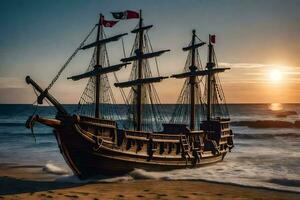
<box><xmin>100</xmin><ymin>16</ymin><xmax>119</xmax><ymax>28</ymax></box>
<box><xmin>101</xmin><ymin>16</ymin><xmax>119</xmax><ymax>28</ymax></box>
<box><xmin>210</xmin><ymin>35</ymin><xmax>216</xmax><ymax>44</ymax></box>
<box><xmin>111</xmin><ymin>10</ymin><xmax>140</xmax><ymax>20</ymax></box>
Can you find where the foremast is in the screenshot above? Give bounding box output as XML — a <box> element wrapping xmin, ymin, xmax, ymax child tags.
<box><xmin>73</xmin><ymin>14</ymin><xmax>128</xmax><ymax>120</ymax></box>
<box><xmin>136</xmin><ymin>10</ymin><xmax>144</xmax><ymax>131</ymax></box>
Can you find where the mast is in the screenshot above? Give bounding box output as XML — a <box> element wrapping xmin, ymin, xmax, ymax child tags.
<box><xmin>95</xmin><ymin>14</ymin><xmax>103</xmax><ymax>118</ymax></box>
<box><xmin>171</xmin><ymin>33</ymin><xmax>229</xmax><ymax>126</ymax></box>
<box><xmin>136</xmin><ymin>9</ymin><xmax>143</xmax><ymax>131</ymax></box>
<box><xmin>206</xmin><ymin>34</ymin><xmax>214</xmax><ymax>121</ymax></box>
<box><xmin>189</xmin><ymin>30</ymin><xmax>196</xmax><ymax>130</ymax></box>
<box><xmin>115</xmin><ymin>10</ymin><xmax>170</xmax><ymax>131</ymax></box>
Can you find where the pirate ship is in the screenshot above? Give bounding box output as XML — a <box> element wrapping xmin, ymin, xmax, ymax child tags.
<box><xmin>25</xmin><ymin>10</ymin><xmax>234</xmax><ymax>179</ymax></box>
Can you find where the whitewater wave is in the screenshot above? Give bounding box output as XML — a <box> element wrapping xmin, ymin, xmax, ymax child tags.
<box><xmin>55</xmin><ymin>173</ymin><xmax>132</xmax><ymax>184</ymax></box>
<box><xmin>51</xmin><ymin>164</ymin><xmax>300</xmax><ymax>193</ymax></box>
<box><xmin>127</xmin><ymin>167</ymin><xmax>300</xmax><ymax>193</ymax></box>
<box><xmin>42</xmin><ymin>163</ymin><xmax>69</xmax><ymax>175</ymax></box>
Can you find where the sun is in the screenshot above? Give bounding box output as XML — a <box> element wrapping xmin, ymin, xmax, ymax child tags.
<box><xmin>269</xmin><ymin>69</ymin><xmax>282</xmax><ymax>82</ymax></box>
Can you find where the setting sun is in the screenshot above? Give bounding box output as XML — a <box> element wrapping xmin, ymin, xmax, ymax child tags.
<box><xmin>269</xmin><ymin>69</ymin><xmax>282</xmax><ymax>82</ymax></box>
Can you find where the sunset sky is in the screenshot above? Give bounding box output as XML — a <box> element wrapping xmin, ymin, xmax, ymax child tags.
<box><xmin>0</xmin><ymin>0</ymin><xmax>300</xmax><ymax>104</ymax></box>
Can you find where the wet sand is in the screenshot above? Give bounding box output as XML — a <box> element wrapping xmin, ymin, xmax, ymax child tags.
<box><xmin>0</xmin><ymin>165</ymin><xmax>299</xmax><ymax>200</ymax></box>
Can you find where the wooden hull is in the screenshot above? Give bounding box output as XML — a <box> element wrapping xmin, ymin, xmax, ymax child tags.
<box><xmin>52</xmin><ymin>117</ymin><xmax>229</xmax><ymax>179</ymax></box>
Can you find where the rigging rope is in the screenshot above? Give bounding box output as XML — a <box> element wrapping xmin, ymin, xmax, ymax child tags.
<box><xmin>124</xmin><ymin>22</ymin><xmax>167</xmax><ymax>131</ymax></box>
<box><xmin>170</xmin><ymin>34</ymin><xmax>207</xmax><ymax>128</ymax></box>
<box><xmin>146</xmin><ymin>31</ymin><xmax>160</xmax><ymax>76</ymax></box>
<box><xmin>103</xmin><ymin>31</ymin><xmax>129</xmax><ymax>105</ymax></box>
<box><xmin>46</xmin><ymin>25</ymin><xmax>97</xmax><ymax>91</ymax></box>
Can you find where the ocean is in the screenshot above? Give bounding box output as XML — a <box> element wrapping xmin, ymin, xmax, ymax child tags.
<box><xmin>0</xmin><ymin>104</ymin><xmax>299</xmax><ymax>192</ymax></box>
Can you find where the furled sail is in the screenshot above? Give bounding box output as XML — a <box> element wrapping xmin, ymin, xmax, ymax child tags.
<box><xmin>120</xmin><ymin>50</ymin><xmax>170</xmax><ymax>62</ymax></box>
<box><xmin>171</xmin><ymin>68</ymin><xmax>230</xmax><ymax>79</ymax></box>
<box><xmin>131</xmin><ymin>25</ymin><xmax>153</xmax><ymax>33</ymax></box>
<box><xmin>114</xmin><ymin>76</ymin><xmax>168</xmax><ymax>88</ymax></box>
<box><xmin>68</xmin><ymin>63</ymin><xmax>130</xmax><ymax>81</ymax></box>
<box><xmin>182</xmin><ymin>42</ymin><xmax>206</xmax><ymax>51</ymax></box>
<box><xmin>80</xmin><ymin>33</ymin><xmax>128</xmax><ymax>50</ymax></box>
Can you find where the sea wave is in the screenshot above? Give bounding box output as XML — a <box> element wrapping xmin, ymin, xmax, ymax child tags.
<box><xmin>127</xmin><ymin>168</ymin><xmax>300</xmax><ymax>193</ymax></box>
<box><xmin>234</xmin><ymin>132</ymin><xmax>300</xmax><ymax>139</ymax></box>
<box><xmin>13</xmin><ymin>162</ymin><xmax>297</xmax><ymax>193</ymax></box>
<box><xmin>54</xmin><ymin>165</ymin><xmax>300</xmax><ymax>193</ymax></box>
<box><xmin>42</xmin><ymin>163</ymin><xmax>69</xmax><ymax>175</ymax></box>
<box><xmin>232</xmin><ymin>120</ymin><xmax>300</xmax><ymax>128</ymax></box>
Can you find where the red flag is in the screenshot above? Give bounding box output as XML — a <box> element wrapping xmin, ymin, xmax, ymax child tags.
<box><xmin>210</xmin><ymin>35</ymin><xmax>216</xmax><ymax>44</ymax></box>
<box><xmin>111</xmin><ymin>10</ymin><xmax>139</xmax><ymax>19</ymax></box>
<box><xmin>126</xmin><ymin>10</ymin><xmax>139</xmax><ymax>19</ymax></box>
<box><xmin>101</xmin><ymin>16</ymin><xmax>118</xmax><ymax>28</ymax></box>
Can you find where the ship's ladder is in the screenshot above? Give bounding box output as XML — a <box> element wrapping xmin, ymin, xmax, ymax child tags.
<box><xmin>180</xmin><ymin>135</ymin><xmax>191</xmax><ymax>164</ymax></box>
<box><xmin>191</xmin><ymin>136</ymin><xmax>203</xmax><ymax>166</ymax></box>
<box><xmin>194</xmin><ymin>135</ymin><xmax>204</xmax><ymax>153</ymax></box>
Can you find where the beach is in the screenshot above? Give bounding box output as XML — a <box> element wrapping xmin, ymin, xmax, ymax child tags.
<box><xmin>0</xmin><ymin>165</ymin><xmax>298</xmax><ymax>200</ymax></box>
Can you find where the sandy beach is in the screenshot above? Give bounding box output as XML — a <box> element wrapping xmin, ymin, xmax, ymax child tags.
<box><xmin>0</xmin><ymin>165</ymin><xmax>298</xmax><ymax>200</ymax></box>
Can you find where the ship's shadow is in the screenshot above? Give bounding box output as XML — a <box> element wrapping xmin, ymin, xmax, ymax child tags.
<box><xmin>0</xmin><ymin>176</ymin><xmax>83</xmax><ymax>195</ymax></box>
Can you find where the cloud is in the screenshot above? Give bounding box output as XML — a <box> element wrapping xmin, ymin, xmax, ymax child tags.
<box><xmin>219</xmin><ymin>62</ymin><xmax>272</xmax><ymax>69</ymax></box>
<box><xmin>219</xmin><ymin>62</ymin><xmax>300</xmax><ymax>71</ymax></box>
<box><xmin>219</xmin><ymin>62</ymin><xmax>300</xmax><ymax>83</ymax></box>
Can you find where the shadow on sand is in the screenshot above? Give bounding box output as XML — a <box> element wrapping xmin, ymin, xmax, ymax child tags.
<box><xmin>0</xmin><ymin>176</ymin><xmax>82</xmax><ymax>195</ymax></box>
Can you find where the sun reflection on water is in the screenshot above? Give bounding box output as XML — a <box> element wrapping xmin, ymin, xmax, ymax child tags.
<box><xmin>269</xmin><ymin>103</ymin><xmax>283</xmax><ymax>111</ymax></box>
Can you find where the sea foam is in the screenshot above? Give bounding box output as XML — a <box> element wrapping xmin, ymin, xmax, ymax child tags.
<box><xmin>42</xmin><ymin>163</ymin><xmax>69</xmax><ymax>175</ymax></box>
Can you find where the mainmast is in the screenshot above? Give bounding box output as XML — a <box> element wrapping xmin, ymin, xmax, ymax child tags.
<box><xmin>189</xmin><ymin>30</ymin><xmax>196</xmax><ymax>131</ymax></box>
<box><xmin>95</xmin><ymin>14</ymin><xmax>103</xmax><ymax>118</ymax></box>
<box><xmin>115</xmin><ymin>10</ymin><xmax>170</xmax><ymax>131</ymax></box>
<box><xmin>206</xmin><ymin>35</ymin><xmax>214</xmax><ymax>121</ymax></box>
<box><xmin>137</xmin><ymin>10</ymin><xmax>143</xmax><ymax>131</ymax></box>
